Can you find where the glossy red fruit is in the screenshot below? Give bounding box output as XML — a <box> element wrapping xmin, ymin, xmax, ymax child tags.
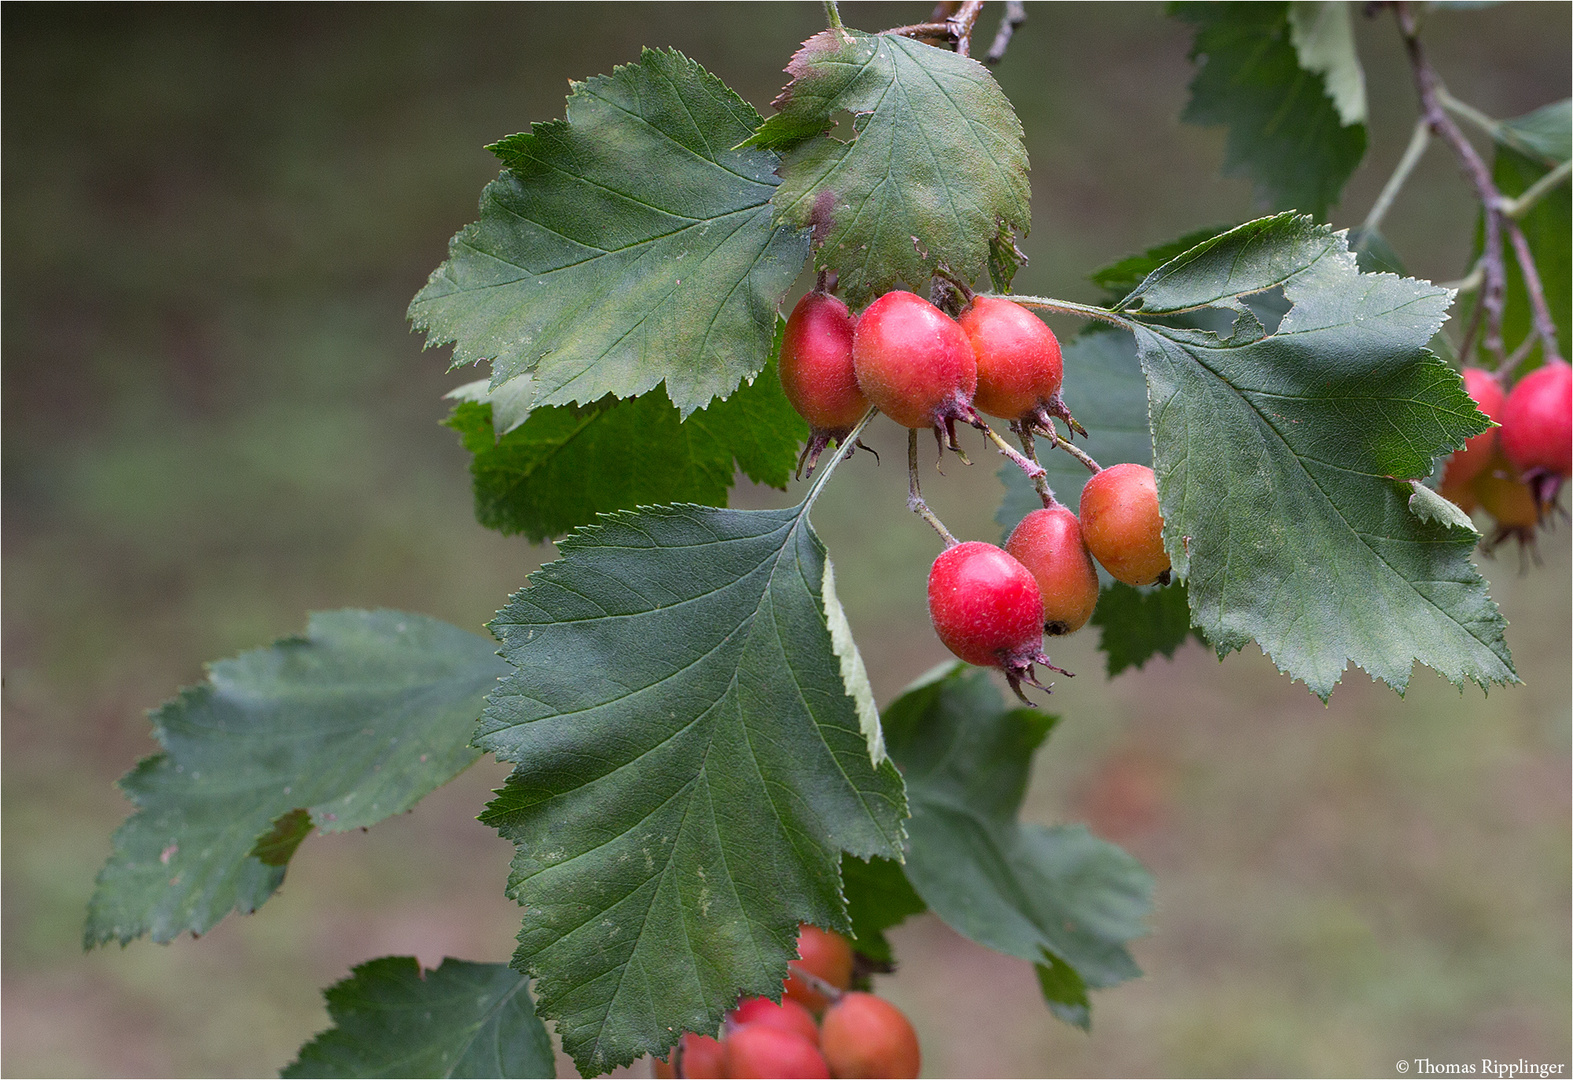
<box><xmin>927</xmin><ymin>541</ymin><xmax>1063</xmax><ymax>703</ymax></box>
<box><xmin>723</xmin><ymin>1024</ymin><xmax>830</xmax><ymax>1079</ymax></box>
<box><xmin>730</xmin><ymin>996</ymin><xmax>821</xmax><ymax>1045</ymax></box>
<box><xmin>1442</xmin><ymin>366</ymin><xmax>1507</xmax><ymax>489</ymax></box>
<box><xmin>780</xmin><ymin>291</ymin><xmax>867</xmax><ymax>477</ymax></box>
<box><xmin>959</xmin><ymin>296</ymin><xmax>1083</xmax><ymax>437</ymax></box>
<box><xmin>852</xmin><ymin>290</ymin><xmax>978</xmax><ymax>452</ymax></box>
<box><xmin>783</xmin><ymin>925</ymin><xmax>854</xmax><ymax>1013</ymax></box>
<box><xmin>1499</xmin><ymin>359</ymin><xmax>1571</xmax><ymax>510</ymax></box>
<box><xmin>654</xmin><ymin>1032</ymin><xmax>725</xmax><ymax>1079</ymax></box>
<box><xmin>1079</xmin><ymin>463</ymin><xmax>1170</xmax><ymax>587</ymax></box>
<box><xmin>1473</xmin><ymin>457</ymin><xmax>1541</xmax><ymax>554</ymax></box>
<box><xmin>1006</xmin><ymin>506</ymin><xmax>1100</xmax><ymax>635</ymax></box>
<box><xmin>819</xmin><ymin>993</ymin><xmax>921</xmax><ymax>1079</ymax></box>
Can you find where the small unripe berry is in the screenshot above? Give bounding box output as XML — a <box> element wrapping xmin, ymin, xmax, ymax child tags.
<box><xmin>1442</xmin><ymin>366</ymin><xmax>1506</xmax><ymax>489</ymax></box>
<box><xmin>654</xmin><ymin>1033</ymin><xmax>725</xmax><ymax>1079</ymax></box>
<box><xmin>783</xmin><ymin>925</ymin><xmax>854</xmax><ymax>1013</ymax></box>
<box><xmin>819</xmin><ymin>993</ymin><xmax>921</xmax><ymax>1079</ymax></box>
<box><xmin>1006</xmin><ymin>506</ymin><xmax>1100</xmax><ymax>635</ymax></box>
<box><xmin>723</xmin><ymin>1024</ymin><xmax>830</xmax><ymax>1079</ymax></box>
<box><xmin>1079</xmin><ymin>463</ymin><xmax>1170</xmax><ymax>587</ymax></box>
<box><xmin>1473</xmin><ymin>457</ymin><xmax>1541</xmax><ymax>554</ymax></box>
<box><xmin>780</xmin><ymin>291</ymin><xmax>867</xmax><ymax>477</ymax></box>
<box><xmin>1498</xmin><ymin>359</ymin><xmax>1571</xmax><ymax>511</ymax></box>
<box><xmin>852</xmin><ymin>290</ymin><xmax>979</xmax><ymax>451</ymax></box>
<box><xmin>730</xmin><ymin>996</ymin><xmax>821</xmax><ymax>1045</ymax></box>
<box><xmin>959</xmin><ymin>296</ymin><xmax>1083</xmax><ymax>436</ymax></box>
<box><xmin>927</xmin><ymin>541</ymin><xmax>1062</xmax><ymax>703</ymax></box>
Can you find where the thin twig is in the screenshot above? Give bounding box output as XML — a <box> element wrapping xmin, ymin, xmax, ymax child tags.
<box><xmin>1013</xmin><ymin>423</ymin><xmax>1057</xmax><ymax>508</ymax></box>
<box><xmin>985</xmin><ymin>0</ymin><xmax>1027</xmax><ymax>65</ymax></box>
<box><xmin>1396</xmin><ymin>3</ymin><xmax>1508</xmax><ymax>364</ymax></box>
<box><xmin>986</xmin><ymin>293</ymin><xmax>1133</xmax><ymax>329</ymax></box>
<box><xmin>972</xmin><ymin>415</ymin><xmax>1047</xmax><ymax>479</ymax></box>
<box><xmin>1440</xmin><ymin>259</ymin><xmax>1484</xmax><ymax>295</ymax></box>
<box><xmin>1501</xmin><ymin>217</ymin><xmax>1567</xmax><ymax>374</ymax></box>
<box><xmin>1047</xmin><ymin>430</ymin><xmax>1101</xmax><ymax>474</ymax></box>
<box><xmin>908</xmin><ymin>429</ymin><xmax>959</xmax><ymax>546</ymax></box>
<box><xmin>1502</xmin><ymin>159</ymin><xmax>1572</xmax><ymax>219</ymax></box>
<box><xmin>949</xmin><ymin>0</ymin><xmax>985</xmax><ymax>57</ymax></box>
<box><xmin>887</xmin><ymin>21</ymin><xmax>954</xmax><ymax>41</ymax></box>
<box><xmin>1362</xmin><ymin>116</ymin><xmax>1430</xmax><ymax>233</ymax></box>
<box><xmin>822</xmin><ymin>0</ymin><xmax>843</xmax><ymax>30</ymax></box>
<box><xmin>886</xmin><ymin>0</ymin><xmax>984</xmax><ymax>55</ymax></box>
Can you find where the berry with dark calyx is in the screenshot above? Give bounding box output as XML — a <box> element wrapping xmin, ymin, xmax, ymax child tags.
<box><xmin>927</xmin><ymin>541</ymin><xmax>1068</xmax><ymax>704</ymax></box>
<box><xmin>1079</xmin><ymin>463</ymin><xmax>1171</xmax><ymax>587</ymax></box>
<box><xmin>723</xmin><ymin>1024</ymin><xmax>830</xmax><ymax>1079</ymax></box>
<box><xmin>1498</xmin><ymin>359</ymin><xmax>1571</xmax><ymax>512</ymax></box>
<box><xmin>852</xmin><ymin>290</ymin><xmax>979</xmax><ymax>457</ymax></box>
<box><xmin>784</xmin><ymin>924</ymin><xmax>854</xmax><ymax>1013</ymax></box>
<box><xmin>1474</xmin><ymin>458</ymin><xmax>1543</xmax><ymax>557</ymax></box>
<box><xmin>1441</xmin><ymin>366</ymin><xmax>1507</xmax><ymax>491</ymax></box>
<box><xmin>819</xmin><ymin>992</ymin><xmax>921</xmax><ymax>1079</ymax></box>
<box><xmin>729</xmin><ymin>996</ymin><xmax>821</xmax><ymax>1045</ymax></box>
<box><xmin>959</xmin><ymin>295</ymin><xmax>1085</xmax><ymax>438</ymax></box>
<box><xmin>780</xmin><ymin>291</ymin><xmax>868</xmax><ymax>477</ymax></box>
<box><xmin>1006</xmin><ymin>505</ymin><xmax>1100</xmax><ymax>635</ymax></box>
<box><xmin>654</xmin><ymin>1032</ymin><xmax>726</xmax><ymax>1079</ymax></box>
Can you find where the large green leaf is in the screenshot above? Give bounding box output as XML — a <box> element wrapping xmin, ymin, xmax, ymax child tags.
<box><xmin>1174</xmin><ymin>2</ymin><xmax>1366</xmax><ymax>219</ymax></box>
<box><xmin>1489</xmin><ymin>102</ymin><xmax>1571</xmax><ymax>362</ymax></box>
<box><xmin>1116</xmin><ymin>214</ymin><xmax>1514</xmax><ymax>698</ymax></box>
<box><xmin>840</xmin><ymin>855</ymin><xmax>925</xmax><ymax>965</ymax></box>
<box><xmin>410</xmin><ymin>48</ymin><xmax>809</xmax><ymax>417</ymax></box>
<box><xmin>85</xmin><ymin>611</ymin><xmax>507</xmax><ymax>947</ymax></box>
<box><xmin>477</xmin><ymin>501</ymin><xmax>906</xmax><ymax>1075</ymax></box>
<box><xmin>444</xmin><ymin>348</ymin><xmax>807</xmax><ymax>542</ymax></box>
<box><xmin>1088</xmin><ymin>581</ymin><xmax>1202</xmax><ymax>677</ymax></box>
<box><xmin>284</xmin><ymin>957</ymin><xmax>555</xmax><ymax>1079</ymax></box>
<box><xmin>881</xmin><ymin>664</ymin><xmax>1152</xmax><ymax>1027</ymax></box>
<box><xmin>1496</xmin><ymin>97</ymin><xmax>1571</xmax><ymax>166</ymax></box>
<box><xmin>749</xmin><ymin>29</ymin><xmax>1030</xmax><ymax>306</ymax></box>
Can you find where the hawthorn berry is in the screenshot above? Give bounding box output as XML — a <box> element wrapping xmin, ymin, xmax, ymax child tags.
<box><xmin>1474</xmin><ymin>459</ymin><xmax>1542</xmax><ymax>554</ymax></box>
<box><xmin>780</xmin><ymin>291</ymin><xmax>867</xmax><ymax>477</ymax></box>
<box><xmin>783</xmin><ymin>924</ymin><xmax>854</xmax><ymax>1013</ymax></box>
<box><xmin>852</xmin><ymin>290</ymin><xmax>979</xmax><ymax>454</ymax></box>
<box><xmin>723</xmin><ymin>1024</ymin><xmax>830</xmax><ymax>1079</ymax></box>
<box><xmin>819</xmin><ymin>992</ymin><xmax>921</xmax><ymax>1079</ymax></box>
<box><xmin>1498</xmin><ymin>359</ymin><xmax>1571</xmax><ymax>510</ymax></box>
<box><xmin>1006</xmin><ymin>505</ymin><xmax>1100</xmax><ymax>635</ymax></box>
<box><xmin>927</xmin><ymin>541</ymin><xmax>1063</xmax><ymax>703</ymax></box>
<box><xmin>729</xmin><ymin>996</ymin><xmax>821</xmax><ymax>1045</ymax></box>
<box><xmin>654</xmin><ymin>1032</ymin><xmax>726</xmax><ymax>1079</ymax></box>
<box><xmin>1441</xmin><ymin>366</ymin><xmax>1507</xmax><ymax>490</ymax></box>
<box><xmin>1079</xmin><ymin>463</ymin><xmax>1170</xmax><ymax>587</ymax></box>
<box><xmin>959</xmin><ymin>295</ymin><xmax>1084</xmax><ymax>437</ymax></box>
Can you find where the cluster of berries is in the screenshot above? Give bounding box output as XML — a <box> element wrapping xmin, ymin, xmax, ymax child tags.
<box><xmin>779</xmin><ymin>287</ymin><xmax>1169</xmax><ymax>701</ymax></box>
<box><xmin>1439</xmin><ymin>360</ymin><xmax>1571</xmax><ymax>553</ymax></box>
<box><xmin>654</xmin><ymin>926</ymin><xmax>920</xmax><ymax>1079</ymax></box>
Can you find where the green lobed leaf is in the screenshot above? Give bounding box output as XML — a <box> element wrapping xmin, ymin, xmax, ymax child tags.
<box><xmin>1496</xmin><ymin>98</ymin><xmax>1571</xmax><ymax>166</ymax></box>
<box><xmin>1088</xmin><ymin>581</ymin><xmax>1203</xmax><ymax>677</ymax></box>
<box><xmin>284</xmin><ymin>957</ymin><xmax>555</xmax><ymax>1079</ymax></box>
<box><xmin>1036</xmin><ymin>955</ymin><xmax>1093</xmax><ymax>1031</ymax></box>
<box><xmin>996</xmin><ymin>326</ymin><xmax>1153</xmax><ymax>540</ymax></box>
<box><xmin>85</xmin><ymin>611</ymin><xmax>508</xmax><ymax>947</ymax></box>
<box><xmin>752</xmin><ymin>29</ymin><xmax>1031</xmax><ymax>306</ymax></box>
<box><xmin>1117</xmin><ymin>214</ymin><xmax>1515</xmax><ymax>698</ymax></box>
<box><xmin>1174</xmin><ymin>2</ymin><xmax>1367</xmax><ymax>219</ymax></box>
<box><xmin>881</xmin><ymin>664</ymin><xmax>1152</xmax><ymax>1024</ymax></box>
<box><xmin>477</xmin><ymin>502</ymin><xmax>906</xmax><ymax>1074</ymax></box>
<box><xmin>409</xmin><ymin>48</ymin><xmax>809</xmax><ymax>417</ymax></box>
<box><xmin>1287</xmin><ymin>2</ymin><xmax>1367</xmax><ymax>126</ymax></box>
<box><xmin>1089</xmin><ymin>224</ymin><xmax>1239</xmax><ymax>305</ymax></box>
<box><xmin>840</xmin><ymin>855</ymin><xmax>926</xmax><ymax>965</ymax></box>
<box><xmin>443</xmin><ymin>345</ymin><xmax>807</xmax><ymax>542</ymax></box>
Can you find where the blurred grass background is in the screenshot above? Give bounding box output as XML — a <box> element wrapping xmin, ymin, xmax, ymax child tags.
<box><xmin>3</xmin><ymin>4</ymin><xmax>1567</xmax><ymax>1077</ymax></box>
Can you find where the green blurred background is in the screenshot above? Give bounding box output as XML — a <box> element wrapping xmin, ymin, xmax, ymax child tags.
<box><xmin>4</xmin><ymin>4</ymin><xmax>1568</xmax><ymax>1076</ymax></box>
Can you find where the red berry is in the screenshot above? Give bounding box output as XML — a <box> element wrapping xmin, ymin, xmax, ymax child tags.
<box><xmin>819</xmin><ymin>993</ymin><xmax>921</xmax><ymax>1079</ymax></box>
<box><xmin>1079</xmin><ymin>463</ymin><xmax>1170</xmax><ymax>587</ymax></box>
<box><xmin>1442</xmin><ymin>366</ymin><xmax>1507</xmax><ymax>489</ymax></box>
<box><xmin>723</xmin><ymin>1024</ymin><xmax>830</xmax><ymax>1079</ymax></box>
<box><xmin>852</xmin><ymin>291</ymin><xmax>978</xmax><ymax>452</ymax></box>
<box><xmin>1006</xmin><ymin>506</ymin><xmax>1100</xmax><ymax>635</ymax></box>
<box><xmin>1473</xmin><ymin>456</ymin><xmax>1542</xmax><ymax>554</ymax></box>
<box><xmin>655</xmin><ymin>1033</ymin><xmax>725</xmax><ymax>1079</ymax></box>
<box><xmin>1498</xmin><ymin>359</ymin><xmax>1571</xmax><ymax>510</ymax></box>
<box><xmin>730</xmin><ymin>996</ymin><xmax>821</xmax><ymax>1045</ymax></box>
<box><xmin>927</xmin><ymin>541</ymin><xmax>1062</xmax><ymax>703</ymax></box>
<box><xmin>959</xmin><ymin>296</ymin><xmax>1083</xmax><ymax>436</ymax></box>
<box><xmin>780</xmin><ymin>291</ymin><xmax>867</xmax><ymax>477</ymax></box>
<box><xmin>783</xmin><ymin>925</ymin><xmax>854</xmax><ymax>1013</ymax></box>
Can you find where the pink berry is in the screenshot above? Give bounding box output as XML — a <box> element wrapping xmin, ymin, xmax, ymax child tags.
<box><xmin>779</xmin><ymin>291</ymin><xmax>867</xmax><ymax>477</ymax></box>
<box><xmin>1498</xmin><ymin>359</ymin><xmax>1571</xmax><ymax>510</ymax></box>
<box><xmin>852</xmin><ymin>291</ymin><xmax>979</xmax><ymax>453</ymax></box>
<box><xmin>959</xmin><ymin>296</ymin><xmax>1083</xmax><ymax>437</ymax></box>
<box><xmin>927</xmin><ymin>541</ymin><xmax>1064</xmax><ymax>703</ymax></box>
<box><xmin>1006</xmin><ymin>506</ymin><xmax>1100</xmax><ymax>635</ymax></box>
